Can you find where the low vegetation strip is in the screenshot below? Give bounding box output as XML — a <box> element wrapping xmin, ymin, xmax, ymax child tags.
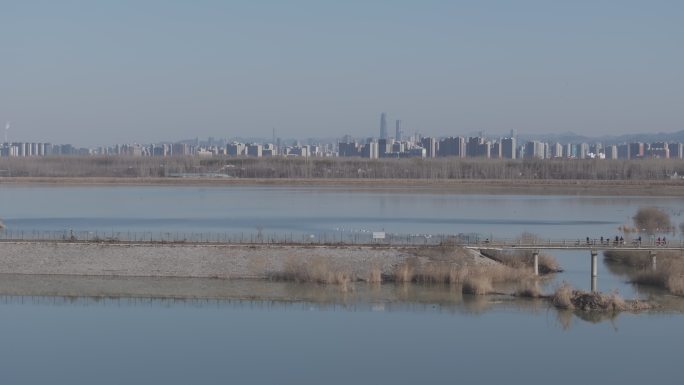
<box><xmin>1</xmin><ymin>156</ymin><xmax>684</xmax><ymax>181</ymax></box>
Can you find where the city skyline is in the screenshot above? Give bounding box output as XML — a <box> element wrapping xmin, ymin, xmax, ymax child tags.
<box><xmin>1</xmin><ymin>1</ymin><xmax>682</xmax><ymax>145</ymax></box>
<box><xmin>3</xmin><ymin>121</ymin><xmax>683</xmax><ymax>161</ymax></box>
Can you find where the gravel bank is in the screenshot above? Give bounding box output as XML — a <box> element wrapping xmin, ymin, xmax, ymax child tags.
<box><xmin>0</xmin><ymin>242</ymin><xmax>493</xmax><ymax>279</ymax></box>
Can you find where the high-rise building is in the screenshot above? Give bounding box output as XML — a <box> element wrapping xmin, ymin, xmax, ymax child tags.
<box><xmin>629</xmin><ymin>142</ymin><xmax>644</xmax><ymax>159</ymax></box>
<box><xmin>668</xmin><ymin>142</ymin><xmax>683</xmax><ymax>159</ymax></box>
<box><xmin>438</xmin><ymin>137</ymin><xmax>466</xmax><ymax>157</ymax></box>
<box><xmin>246</xmin><ymin>144</ymin><xmax>263</xmax><ymax>157</ymax></box>
<box><xmin>378</xmin><ymin>138</ymin><xmax>390</xmax><ymax>157</ymax></box>
<box><xmin>395</xmin><ymin>120</ymin><xmax>402</xmax><ymax>141</ymax></box>
<box><xmin>362</xmin><ymin>141</ymin><xmax>379</xmax><ymax>159</ymax></box>
<box><xmin>338</xmin><ymin>141</ymin><xmax>359</xmax><ymax>157</ymax></box>
<box><xmin>227</xmin><ymin>142</ymin><xmax>245</xmax><ymax>156</ymax></box>
<box><xmin>467</xmin><ymin>137</ymin><xmax>490</xmax><ymax>158</ymax></box>
<box><xmin>380</xmin><ymin>113</ymin><xmax>388</xmax><ymax>140</ymax></box>
<box><xmin>420</xmin><ymin>137</ymin><xmax>437</xmax><ymax>158</ymax></box>
<box><xmin>578</xmin><ymin>143</ymin><xmax>589</xmax><ymax>159</ymax></box>
<box><xmin>646</xmin><ymin>142</ymin><xmax>669</xmax><ymax>158</ymax></box>
<box><xmin>617</xmin><ymin>144</ymin><xmax>630</xmax><ymax>159</ymax></box>
<box><xmin>501</xmin><ymin>138</ymin><xmax>516</xmax><ymax>159</ymax></box>
<box><xmin>490</xmin><ymin>142</ymin><xmax>502</xmax><ymax>159</ymax></box>
<box><xmin>524</xmin><ymin>141</ymin><xmax>544</xmax><ymax>159</ymax></box>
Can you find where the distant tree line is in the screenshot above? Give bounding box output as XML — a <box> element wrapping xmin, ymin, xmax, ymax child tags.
<box><xmin>1</xmin><ymin>156</ymin><xmax>683</xmax><ymax>180</ymax></box>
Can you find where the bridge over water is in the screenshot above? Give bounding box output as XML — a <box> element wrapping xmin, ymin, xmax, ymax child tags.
<box><xmin>466</xmin><ymin>239</ymin><xmax>684</xmax><ymax>291</ymax></box>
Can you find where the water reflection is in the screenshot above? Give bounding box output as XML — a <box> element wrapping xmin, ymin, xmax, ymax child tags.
<box><xmin>1</xmin><ymin>274</ymin><xmax>680</xmax><ymax>329</ymax></box>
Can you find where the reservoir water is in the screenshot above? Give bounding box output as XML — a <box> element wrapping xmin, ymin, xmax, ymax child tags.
<box><xmin>0</xmin><ymin>185</ymin><xmax>683</xmax><ymax>384</ymax></box>
<box><xmin>2</xmin><ymin>185</ymin><xmax>683</xmax><ymax>238</ymax></box>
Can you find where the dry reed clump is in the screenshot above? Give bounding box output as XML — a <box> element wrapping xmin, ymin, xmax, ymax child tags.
<box><xmin>666</xmin><ymin>272</ymin><xmax>684</xmax><ymax>295</ymax></box>
<box><xmin>367</xmin><ymin>266</ymin><xmax>383</xmax><ymax>284</ymax></box>
<box><xmin>516</xmin><ymin>282</ymin><xmax>543</xmax><ymax>298</ymax></box>
<box><xmin>412</xmin><ymin>263</ymin><xmax>461</xmax><ymax>284</ymax></box>
<box><xmin>631</xmin><ymin>262</ymin><xmax>684</xmax><ymax>296</ymax></box>
<box><xmin>272</xmin><ymin>256</ymin><xmax>353</xmax><ymax>286</ymax></box>
<box><xmin>631</xmin><ymin>270</ymin><xmax>666</xmax><ymax>287</ymax></box>
<box><xmin>605</xmin><ymin>250</ymin><xmax>684</xmax><ymax>296</ymax></box>
<box><xmin>393</xmin><ymin>258</ymin><xmax>532</xmax><ymax>291</ymax></box>
<box><xmin>552</xmin><ymin>283</ymin><xmax>574</xmax><ymax>309</ymax></box>
<box><xmin>603</xmin><ymin>250</ymin><xmax>652</xmax><ymax>268</ymax></box>
<box><xmin>481</xmin><ymin>249</ymin><xmax>561</xmax><ymax>274</ymax></box>
<box><xmin>462</xmin><ymin>276</ymin><xmax>493</xmax><ymax>295</ymax></box>
<box><xmin>478</xmin><ymin>264</ymin><xmax>530</xmax><ymax>283</ymax></box>
<box><xmin>552</xmin><ymin>283</ymin><xmax>651</xmax><ymax>312</ymax></box>
<box><xmin>393</xmin><ymin>262</ymin><xmax>415</xmax><ymax>283</ymax></box>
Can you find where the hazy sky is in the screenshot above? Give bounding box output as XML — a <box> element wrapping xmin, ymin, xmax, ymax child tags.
<box><xmin>1</xmin><ymin>0</ymin><xmax>683</xmax><ymax>146</ymax></box>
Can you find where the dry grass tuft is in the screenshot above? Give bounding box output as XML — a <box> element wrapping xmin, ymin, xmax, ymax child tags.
<box><xmin>553</xmin><ymin>283</ymin><xmax>575</xmax><ymax>309</ymax></box>
<box><xmin>394</xmin><ymin>262</ymin><xmax>415</xmax><ymax>283</ymax></box>
<box><xmin>516</xmin><ymin>282</ymin><xmax>543</xmax><ymax>298</ymax></box>
<box><xmin>367</xmin><ymin>266</ymin><xmax>383</xmax><ymax>284</ymax></box>
<box><xmin>413</xmin><ymin>263</ymin><xmax>462</xmax><ymax>284</ymax></box>
<box><xmin>666</xmin><ymin>272</ymin><xmax>684</xmax><ymax>295</ymax></box>
<box><xmin>462</xmin><ymin>276</ymin><xmax>493</xmax><ymax>295</ymax></box>
<box><xmin>271</xmin><ymin>256</ymin><xmax>354</xmax><ymax>286</ymax></box>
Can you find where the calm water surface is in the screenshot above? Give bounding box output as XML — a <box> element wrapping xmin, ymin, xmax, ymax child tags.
<box><xmin>1</xmin><ymin>185</ymin><xmax>683</xmax><ymax>239</ymax></box>
<box><xmin>0</xmin><ymin>293</ymin><xmax>682</xmax><ymax>385</ymax></box>
<box><xmin>0</xmin><ymin>185</ymin><xmax>682</xmax><ymax>384</ymax></box>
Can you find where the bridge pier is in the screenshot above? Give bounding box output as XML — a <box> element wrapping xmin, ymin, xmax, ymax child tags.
<box><xmin>650</xmin><ymin>250</ymin><xmax>657</xmax><ymax>271</ymax></box>
<box><xmin>533</xmin><ymin>252</ymin><xmax>539</xmax><ymax>276</ymax></box>
<box><xmin>591</xmin><ymin>250</ymin><xmax>598</xmax><ymax>292</ymax></box>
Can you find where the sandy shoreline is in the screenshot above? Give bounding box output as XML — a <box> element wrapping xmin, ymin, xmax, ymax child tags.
<box><xmin>2</xmin><ymin>176</ymin><xmax>684</xmax><ymax>195</ymax></box>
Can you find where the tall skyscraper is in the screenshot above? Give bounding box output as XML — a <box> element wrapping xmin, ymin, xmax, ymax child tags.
<box><xmin>380</xmin><ymin>113</ymin><xmax>388</xmax><ymax>140</ymax></box>
<box><xmin>395</xmin><ymin>120</ymin><xmax>402</xmax><ymax>141</ymax></box>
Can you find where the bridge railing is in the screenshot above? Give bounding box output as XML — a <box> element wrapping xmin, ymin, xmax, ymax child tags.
<box><xmin>0</xmin><ymin>229</ymin><xmax>681</xmax><ymax>248</ymax></box>
<box><xmin>0</xmin><ymin>229</ymin><xmax>472</xmax><ymax>246</ymax></box>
